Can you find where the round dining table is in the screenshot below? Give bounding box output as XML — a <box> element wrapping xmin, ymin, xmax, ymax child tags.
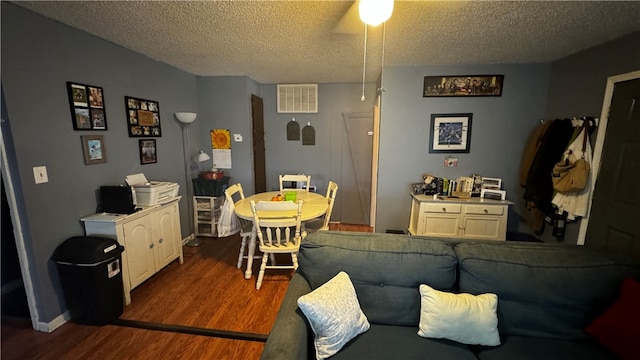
<box><xmin>234</xmin><ymin>191</ymin><xmax>328</xmax><ymax>279</ymax></box>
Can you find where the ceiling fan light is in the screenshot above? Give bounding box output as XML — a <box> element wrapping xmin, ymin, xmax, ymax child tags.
<box><xmin>359</xmin><ymin>0</ymin><xmax>394</xmax><ymax>26</ymax></box>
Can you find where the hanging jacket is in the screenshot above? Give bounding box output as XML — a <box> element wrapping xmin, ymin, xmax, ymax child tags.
<box><xmin>523</xmin><ymin>119</ymin><xmax>575</xmax><ymax>216</ymax></box>
<box><xmin>552</xmin><ymin>127</ymin><xmax>593</xmax><ymax>220</ymax></box>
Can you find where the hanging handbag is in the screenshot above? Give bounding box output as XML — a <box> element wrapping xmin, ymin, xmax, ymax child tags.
<box><xmin>551</xmin><ymin>122</ymin><xmax>590</xmax><ymax>193</ymax></box>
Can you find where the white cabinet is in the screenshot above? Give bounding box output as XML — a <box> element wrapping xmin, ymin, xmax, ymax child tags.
<box><xmin>408</xmin><ymin>194</ymin><xmax>512</xmax><ymax>241</ymax></box>
<box><xmin>81</xmin><ymin>198</ymin><xmax>183</xmax><ymax>305</ymax></box>
<box><xmin>193</xmin><ymin>196</ymin><xmax>224</xmax><ymax>237</ymax></box>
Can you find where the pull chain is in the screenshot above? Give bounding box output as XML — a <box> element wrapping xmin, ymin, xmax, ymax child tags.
<box><xmin>361</xmin><ymin>24</ymin><xmax>368</xmax><ymax>101</ymax></box>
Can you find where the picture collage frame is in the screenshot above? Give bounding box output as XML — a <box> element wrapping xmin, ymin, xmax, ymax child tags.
<box><xmin>67</xmin><ymin>82</ymin><xmax>107</xmax><ymax>130</ymax></box>
<box><xmin>125</xmin><ymin>96</ymin><xmax>161</xmax><ymax>137</ymax></box>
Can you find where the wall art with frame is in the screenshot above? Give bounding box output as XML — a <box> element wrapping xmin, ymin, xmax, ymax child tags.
<box><xmin>139</xmin><ymin>139</ymin><xmax>157</xmax><ymax>164</ymax></box>
<box><xmin>423</xmin><ymin>75</ymin><xmax>503</xmax><ymax>97</ymax></box>
<box><xmin>429</xmin><ymin>113</ymin><xmax>472</xmax><ymax>153</ymax></box>
<box><xmin>125</xmin><ymin>96</ymin><xmax>161</xmax><ymax>137</ymax></box>
<box><xmin>81</xmin><ymin>135</ymin><xmax>107</xmax><ymax>165</ymax></box>
<box><xmin>67</xmin><ymin>82</ymin><xmax>107</xmax><ymax>130</ymax></box>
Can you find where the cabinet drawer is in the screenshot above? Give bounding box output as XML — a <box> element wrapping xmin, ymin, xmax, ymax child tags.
<box><xmin>197</xmin><ymin>210</ymin><xmax>212</xmax><ymax>221</ymax></box>
<box><xmin>464</xmin><ymin>205</ymin><xmax>504</xmax><ymax>216</ymax></box>
<box><xmin>422</xmin><ymin>203</ymin><xmax>462</xmax><ymax>214</ymax></box>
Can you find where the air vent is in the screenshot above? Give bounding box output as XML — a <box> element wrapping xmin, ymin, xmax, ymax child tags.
<box><xmin>277</xmin><ymin>84</ymin><xmax>318</xmax><ymax>113</ymax></box>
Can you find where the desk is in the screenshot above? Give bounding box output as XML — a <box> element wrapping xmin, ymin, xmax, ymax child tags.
<box><xmin>234</xmin><ymin>191</ymin><xmax>328</xmax><ymax>278</ymax></box>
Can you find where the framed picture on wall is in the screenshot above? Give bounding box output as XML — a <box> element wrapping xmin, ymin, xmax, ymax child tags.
<box><xmin>125</xmin><ymin>96</ymin><xmax>161</xmax><ymax>137</ymax></box>
<box><xmin>139</xmin><ymin>139</ymin><xmax>157</xmax><ymax>164</ymax></box>
<box><xmin>423</xmin><ymin>75</ymin><xmax>503</xmax><ymax>97</ymax></box>
<box><xmin>67</xmin><ymin>82</ymin><xmax>108</xmax><ymax>130</ymax></box>
<box><xmin>429</xmin><ymin>113</ymin><xmax>473</xmax><ymax>153</ymax></box>
<box><xmin>81</xmin><ymin>135</ymin><xmax>107</xmax><ymax>165</ymax></box>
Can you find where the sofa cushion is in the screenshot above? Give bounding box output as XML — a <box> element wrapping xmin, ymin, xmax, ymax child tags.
<box><xmin>297</xmin><ymin>272</ymin><xmax>370</xmax><ymax>360</ymax></box>
<box><xmin>418</xmin><ymin>284</ymin><xmax>500</xmax><ymax>346</ymax></box>
<box><xmin>475</xmin><ymin>335</ymin><xmax>617</xmax><ymax>360</ymax></box>
<box><xmin>298</xmin><ymin>231</ymin><xmax>458</xmax><ymax>326</ymax></box>
<box><xmin>585</xmin><ymin>277</ymin><xmax>640</xmax><ymax>360</ymax></box>
<box><xmin>455</xmin><ymin>242</ymin><xmax>640</xmax><ymax>339</ymax></box>
<box><xmin>331</xmin><ymin>324</ymin><xmax>477</xmax><ymax>360</ymax></box>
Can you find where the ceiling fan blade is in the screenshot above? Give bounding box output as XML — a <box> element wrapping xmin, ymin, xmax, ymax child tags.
<box><xmin>333</xmin><ymin>1</ymin><xmax>362</xmax><ymax>34</ymax></box>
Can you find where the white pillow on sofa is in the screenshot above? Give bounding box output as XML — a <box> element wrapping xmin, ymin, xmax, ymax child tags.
<box><xmin>297</xmin><ymin>271</ymin><xmax>370</xmax><ymax>360</ymax></box>
<box><xmin>417</xmin><ymin>284</ymin><xmax>500</xmax><ymax>346</ymax></box>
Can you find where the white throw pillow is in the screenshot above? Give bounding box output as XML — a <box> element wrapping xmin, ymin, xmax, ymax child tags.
<box><xmin>297</xmin><ymin>272</ymin><xmax>370</xmax><ymax>360</ymax></box>
<box><xmin>417</xmin><ymin>284</ymin><xmax>500</xmax><ymax>346</ymax></box>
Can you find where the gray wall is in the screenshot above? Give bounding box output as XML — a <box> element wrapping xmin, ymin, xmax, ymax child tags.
<box><xmin>539</xmin><ymin>31</ymin><xmax>640</xmax><ymax>244</ymax></box>
<box><xmin>197</xmin><ymin>76</ymin><xmax>260</xmax><ymax>195</ymax></box>
<box><xmin>376</xmin><ymin>64</ymin><xmax>551</xmax><ymax>234</ymax></box>
<box><xmin>261</xmin><ymin>83</ymin><xmax>377</xmax><ymax>221</ymax></box>
<box><xmin>1</xmin><ymin>3</ymin><xmax>198</xmax><ymax>322</ymax></box>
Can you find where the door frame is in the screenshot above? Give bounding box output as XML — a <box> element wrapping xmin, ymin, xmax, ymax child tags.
<box><xmin>0</xmin><ymin>131</ymin><xmax>41</xmax><ymax>330</ymax></box>
<box><xmin>578</xmin><ymin>69</ymin><xmax>640</xmax><ymax>245</ymax></box>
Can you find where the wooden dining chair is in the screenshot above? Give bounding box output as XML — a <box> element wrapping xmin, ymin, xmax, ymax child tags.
<box><xmin>304</xmin><ymin>181</ymin><xmax>338</xmax><ymax>233</ymax></box>
<box><xmin>279</xmin><ymin>174</ymin><xmax>311</xmax><ymax>192</ymax></box>
<box><xmin>224</xmin><ymin>183</ymin><xmax>259</xmax><ymax>271</ymax></box>
<box><xmin>250</xmin><ymin>199</ymin><xmax>305</xmax><ymax>290</ymax></box>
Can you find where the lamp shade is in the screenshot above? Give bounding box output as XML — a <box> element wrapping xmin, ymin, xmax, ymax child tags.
<box><xmin>197</xmin><ymin>150</ymin><xmax>211</xmax><ymax>162</ymax></box>
<box><xmin>175</xmin><ymin>112</ymin><xmax>197</xmax><ymax>124</ymax></box>
<box><xmin>359</xmin><ymin>0</ymin><xmax>394</xmax><ymax>26</ymax></box>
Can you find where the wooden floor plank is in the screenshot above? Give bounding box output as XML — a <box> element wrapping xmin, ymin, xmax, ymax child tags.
<box><xmin>1</xmin><ymin>225</ymin><xmax>371</xmax><ymax>359</ymax></box>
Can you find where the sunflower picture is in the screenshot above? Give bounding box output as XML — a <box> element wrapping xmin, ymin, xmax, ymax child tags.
<box><xmin>211</xmin><ymin>129</ymin><xmax>231</xmax><ymax>149</ymax></box>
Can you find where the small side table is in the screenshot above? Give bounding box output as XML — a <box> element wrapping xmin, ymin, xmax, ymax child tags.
<box><xmin>192</xmin><ymin>177</ymin><xmax>230</xmax><ymax>237</ymax></box>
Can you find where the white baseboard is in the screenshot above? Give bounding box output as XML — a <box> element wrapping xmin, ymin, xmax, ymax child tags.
<box><xmin>34</xmin><ymin>311</ymin><xmax>70</xmax><ymax>333</ymax></box>
<box><xmin>181</xmin><ymin>233</ymin><xmax>194</xmax><ymax>246</ymax></box>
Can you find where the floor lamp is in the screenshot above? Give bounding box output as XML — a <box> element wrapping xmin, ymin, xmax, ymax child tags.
<box><xmin>175</xmin><ymin>112</ymin><xmax>201</xmax><ymax>247</ymax></box>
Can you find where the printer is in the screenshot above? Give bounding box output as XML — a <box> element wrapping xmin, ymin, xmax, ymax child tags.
<box><xmin>125</xmin><ymin>173</ymin><xmax>180</xmax><ymax>207</ymax></box>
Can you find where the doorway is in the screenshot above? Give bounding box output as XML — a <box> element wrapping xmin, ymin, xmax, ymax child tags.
<box><xmin>1</xmin><ymin>176</ymin><xmax>29</xmax><ymax>318</ymax></box>
<box><xmin>581</xmin><ymin>71</ymin><xmax>640</xmax><ymax>258</ymax></box>
<box><xmin>340</xmin><ymin>112</ymin><xmax>374</xmax><ymax>225</ymax></box>
<box><xmin>251</xmin><ymin>95</ymin><xmax>266</xmax><ymax>194</ymax></box>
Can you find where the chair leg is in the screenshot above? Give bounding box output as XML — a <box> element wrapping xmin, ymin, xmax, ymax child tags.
<box><xmin>237</xmin><ymin>235</ymin><xmax>248</xmax><ymax>269</ymax></box>
<box><xmin>269</xmin><ymin>253</ymin><xmax>276</xmax><ymax>266</ymax></box>
<box><xmin>256</xmin><ymin>253</ymin><xmax>269</xmax><ymax>290</ymax></box>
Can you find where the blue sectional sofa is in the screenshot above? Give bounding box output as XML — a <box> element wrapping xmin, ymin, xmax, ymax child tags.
<box><xmin>260</xmin><ymin>231</ymin><xmax>640</xmax><ymax>360</ymax></box>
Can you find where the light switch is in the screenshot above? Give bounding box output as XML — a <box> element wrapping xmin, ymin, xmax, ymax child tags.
<box><xmin>33</xmin><ymin>166</ymin><xmax>48</xmax><ymax>184</ymax></box>
<box><xmin>234</xmin><ymin>134</ymin><xmax>243</xmax><ymax>142</ymax></box>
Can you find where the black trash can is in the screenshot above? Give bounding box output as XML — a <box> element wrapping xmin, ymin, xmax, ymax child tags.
<box><xmin>52</xmin><ymin>236</ymin><xmax>125</xmax><ymax>325</ymax></box>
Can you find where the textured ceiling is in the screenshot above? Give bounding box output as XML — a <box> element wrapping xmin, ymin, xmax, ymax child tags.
<box><xmin>15</xmin><ymin>1</ymin><xmax>640</xmax><ymax>84</ymax></box>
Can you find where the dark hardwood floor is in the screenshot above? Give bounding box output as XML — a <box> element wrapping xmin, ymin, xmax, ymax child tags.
<box><xmin>1</xmin><ymin>224</ymin><xmax>370</xmax><ymax>360</ymax></box>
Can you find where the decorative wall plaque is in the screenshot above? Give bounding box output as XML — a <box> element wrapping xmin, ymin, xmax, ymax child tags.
<box><xmin>302</xmin><ymin>123</ymin><xmax>315</xmax><ymax>146</ymax></box>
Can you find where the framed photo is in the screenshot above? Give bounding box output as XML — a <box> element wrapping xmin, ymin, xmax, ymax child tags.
<box><xmin>81</xmin><ymin>135</ymin><xmax>107</xmax><ymax>165</ymax></box>
<box><xmin>429</xmin><ymin>113</ymin><xmax>472</xmax><ymax>153</ymax></box>
<box><xmin>139</xmin><ymin>139</ymin><xmax>157</xmax><ymax>164</ymax></box>
<box><xmin>125</xmin><ymin>96</ymin><xmax>161</xmax><ymax>137</ymax></box>
<box><xmin>67</xmin><ymin>82</ymin><xmax>108</xmax><ymax>130</ymax></box>
<box><xmin>423</xmin><ymin>75</ymin><xmax>503</xmax><ymax>97</ymax></box>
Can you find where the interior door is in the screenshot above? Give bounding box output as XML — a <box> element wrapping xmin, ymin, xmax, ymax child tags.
<box><xmin>251</xmin><ymin>95</ymin><xmax>266</xmax><ymax>193</ymax></box>
<box><xmin>585</xmin><ymin>78</ymin><xmax>640</xmax><ymax>259</ymax></box>
<box><xmin>340</xmin><ymin>112</ymin><xmax>373</xmax><ymax>225</ymax></box>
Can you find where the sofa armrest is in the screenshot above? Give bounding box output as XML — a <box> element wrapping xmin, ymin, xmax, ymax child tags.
<box><xmin>261</xmin><ymin>273</ymin><xmax>313</xmax><ymax>360</ymax></box>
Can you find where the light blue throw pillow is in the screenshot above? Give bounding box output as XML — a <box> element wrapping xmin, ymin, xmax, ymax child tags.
<box><xmin>297</xmin><ymin>271</ymin><xmax>370</xmax><ymax>360</ymax></box>
<box><xmin>418</xmin><ymin>284</ymin><xmax>500</xmax><ymax>346</ymax></box>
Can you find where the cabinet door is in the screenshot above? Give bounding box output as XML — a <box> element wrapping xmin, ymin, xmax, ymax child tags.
<box><xmin>460</xmin><ymin>215</ymin><xmax>504</xmax><ymax>240</ymax></box>
<box><xmin>421</xmin><ymin>214</ymin><xmax>461</xmax><ymax>237</ymax></box>
<box><xmin>154</xmin><ymin>203</ymin><xmax>180</xmax><ymax>269</ymax></box>
<box><xmin>122</xmin><ymin>216</ymin><xmax>156</xmax><ymax>289</ymax></box>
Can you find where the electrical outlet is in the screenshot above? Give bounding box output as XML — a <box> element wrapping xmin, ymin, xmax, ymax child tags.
<box><xmin>33</xmin><ymin>166</ymin><xmax>48</xmax><ymax>184</ymax></box>
<box><xmin>233</xmin><ymin>134</ymin><xmax>243</xmax><ymax>142</ymax></box>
